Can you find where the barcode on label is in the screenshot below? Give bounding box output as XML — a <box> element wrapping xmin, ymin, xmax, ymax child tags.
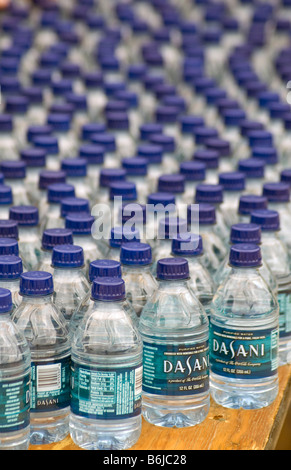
<box><xmin>37</xmin><ymin>363</ymin><xmax>62</xmax><ymax>393</ymax></box>
<box><xmin>135</xmin><ymin>366</ymin><xmax>143</xmax><ymax>397</ymax></box>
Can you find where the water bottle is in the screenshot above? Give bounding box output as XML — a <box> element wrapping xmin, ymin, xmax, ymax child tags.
<box><xmin>0</xmin><ymin>161</ymin><xmax>30</xmax><ymax>206</ymax></box>
<box><xmin>12</xmin><ymin>271</ymin><xmax>70</xmax><ymax>445</ymax></box>
<box><xmin>104</xmin><ymin>226</ymin><xmax>141</xmax><ymax>262</ymax></box>
<box><xmin>210</xmin><ymin>243</ymin><xmax>279</xmax><ymax>409</ymax></box>
<box><xmin>52</xmin><ymin>244</ymin><xmax>90</xmax><ymax>325</ymax></box>
<box><xmin>78</xmin><ymin>144</ymin><xmax>105</xmax><ymax>197</ymax></box>
<box><xmin>237</xmin><ymin>194</ymin><xmax>268</xmax><ymax>223</ymax></box>
<box><xmin>60</xmin><ymin>158</ymin><xmax>91</xmax><ymax>200</ymax></box>
<box><xmin>193</xmin><ymin>148</ymin><xmax>220</xmax><ymax>184</ymax></box>
<box><xmin>33</xmin><ymin>135</ymin><xmax>61</xmax><ymax>171</ymax></box>
<box><xmin>9</xmin><ymin>205</ymin><xmax>41</xmax><ymax>271</ymax></box>
<box><xmin>139</xmin><ymin>257</ymin><xmax>210</xmax><ymax>427</ymax></box>
<box><xmin>120</xmin><ymin>241</ymin><xmax>157</xmax><ymax>319</ymax></box>
<box><xmin>218</xmin><ymin>171</ymin><xmax>246</xmax><ymax>229</ymax></box>
<box><xmin>121</xmin><ymin>157</ymin><xmax>149</xmax><ymax>204</ymax></box>
<box><xmin>20</xmin><ymin>148</ymin><xmax>47</xmax><ymax>204</ymax></box>
<box><xmin>94</xmin><ymin>167</ymin><xmax>127</xmax><ymax>205</ymax></box>
<box><xmin>70</xmin><ymin>277</ymin><xmax>143</xmax><ymax>450</ymax></box>
<box><xmin>38</xmin><ymin>228</ymin><xmax>74</xmax><ymax>273</ymax></box>
<box><xmin>195</xmin><ymin>184</ymin><xmax>229</xmax><ymax>243</ymax></box>
<box><xmin>237</xmin><ymin>158</ymin><xmax>266</xmax><ymax>195</ymax></box>
<box><xmin>0</xmin><ymin>255</ymin><xmax>23</xmax><ymax>309</ymax></box>
<box><xmin>0</xmin><ymin>184</ymin><xmax>13</xmax><ymax>219</ymax></box>
<box><xmin>153</xmin><ymin>216</ymin><xmax>188</xmax><ymax>269</ymax></box>
<box><xmin>179</xmin><ymin>161</ymin><xmax>206</xmax><ymax>205</ymax></box>
<box><xmin>176</xmin><ymin>115</ymin><xmax>205</xmax><ymax>161</ymax></box>
<box><xmin>32</xmin><ymin>169</ymin><xmax>67</xmax><ymax>219</ymax></box>
<box><xmin>69</xmin><ymin>259</ymin><xmax>123</xmax><ymax>336</ymax></box>
<box><xmin>0</xmin><ymin>114</ymin><xmax>18</xmax><ymax>161</ymax></box>
<box><xmin>90</xmin><ymin>133</ymin><xmax>118</xmax><ymax>169</ymax></box>
<box><xmin>106</xmin><ymin>111</ymin><xmax>135</xmax><ymax>159</ymax></box>
<box><xmin>40</xmin><ymin>183</ymin><xmax>75</xmax><ymax>232</ymax></box>
<box><xmin>0</xmin><ymin>288</ymin><xmax>31</xmax><ymax>450</ymax></box>
<box><xmin>250</xmin><ymin>209</ymin><xmax>291</xmax><ymax>365</ymax></box>
<box><xmin>171</xmin><ymin>234</ymin><xmax>215</xmax><ymax>318</ymax></box>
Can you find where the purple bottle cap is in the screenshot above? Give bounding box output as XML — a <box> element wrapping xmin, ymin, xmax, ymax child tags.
<box><xmin>222</xmin><ymin>108</ymin><xmax>247</xmax><ymax>127</ymax></box>
<box><xmin>38</xmin><ymin>170</ymin><xmax>66</xmax><ymax>190</ymax></box>
<box><xmin>139</xmin><ymin>123</ymin><xmax>163</xmax><ymax>141</ymax></box>
<box><xmin>195</xmin><ymin>184</ymin><xmax>224</xmax><ymax>204</ymax></box>
<box><xmin>190</xmin><ymin>203</ymin><xmax>216</xmax><ymax>225</ymax></box>
<box><xmin>147</xmin><ymin>192</ymin><xmax>176</xmax><ymax>210</ymax></box>
<box><xmin>122</xmin><ymin>157</ymin><xmax>148</xmax><ymax>176</ymax></box>
<box><xmin>157</xmin><ymin>174</ymin><xmax>185</xmax><ymax>194</ymax></box>
<box><xmin>229</xmin><ymin>243</ymin><xmax>262</xmax><ymax>267</ymax></box>
<box><xmin>0</xmin><ymin>184</ymin><xmax>13</xmax><ymax>205</ymax></box>
<box><xmin>149</xmin><ymin>134</ymin><xmax>176</xmax><ymax>153</ymax></box>
<box><xmin>240</xmin><ymin>120</ymin><xmax>265</xmax><ymax>137</ymax></box>
<box><xmin>91</xmin><ymin>277</ymin><xmax>126</xmax><ymax>302</ymax></box>
<box><xmin>99</xmin><ymin>168</ymin><xmax>127</xmax><ymax>187</ymax></box>
<box><xmin>109</xmin><ymin>226</ymin><xmax>140</xmax><ymax>248</ymax></box>
<box><xmin>52</xmin><ymin>244</ymin><xmax>84</xmax><ymax>268</ymax></box>
<box><xmin>0</xmin><ymin>160</ymin><xmax>26</xmax><ymax>179</ymax></box>
<box><xmin>47</xmin><ymin>113</ymin><xmax>70</xmax><ymax>132</ymax></box>
<box><xmin>238</xmin><ymin>194</ymin><xmax>268</xmax><ymax>215</ymax></box>
<box><xmin>20</xmin><ymin>271</ymin><xmax>54</xmax><ymax>296</ymax></box>
<box><xmin>120</xmin><ymin>241</ymin><xmax>152</xmax><ymax>265</ymax></box>
<box><xmin>179</xmin><ymin>115</ymin><xmax>205</xmax><ymax>134</ymax></box>
<box><xmin>0</xmin><ymin>220</ymin><xmax>18</xmax><ymax>239</ymax></box>
<box><xmin>248</xmin><ymin>130</ymin><xmax>273</xmax><ymax>147</ymax></box>
<box><xmin>250</xmin><ymin>209</ymin><xmax>280</xmax><ymax>231</ymax></box>
<box><xmin>180</xmin><ymin>161</ymin><xmax>206</xmax><ymax>181</ymax></box>
<box><xmin>230</xmin><ymin>223</ymin><xmax>261</xmax><ymax>244</ymax></box>
<box><xmin>79</xmin><ymin>144</ymin><xmax>104</xmax><ymax>165</ymax></box>
<box><xmin>252</xmin><ymin>147</ymin><xmax>278</xmax><ymax>165</ymax></box>
<box><xmin>60</xmin><ymin>197</ymin><xmax>90</xmax><ymax>218</ymax></box>
<box><xmin>34</xmin><ymin>135</ymin><xmax>59</xmax><ymax>155</ymax></box>
<box><xmin>194</xmin><ymin>126</ymin><xmax>219</xmax><ymax>145</ymax></box>
<box><xmin>157</xmin><ymin>257</ymin><xmax>189</xmax><ymax>280</ymax></box>
<box><xmin>0</xmin><ymin>114</ymin><xmax>13</xmax><ymax>133</ymax></box>
<box><xmin>219</xmin><ymin>172</ymin><xmax>246</xmax><ymax>191</ymax></box>
<box><xmin>238</xmin><ymin>158</ymin><xmax>265</xmax><ymax>179</ymax></box>
<box><xmin>61</xmin><ymin>158</ymin><xmax>87</xmax><ymax>177</ymax></box>
<box><xmin>20</xmin><ymin>148</ymin><xmax>46</xmax><ymax>168</ymax></box>
<box><xmin>9</xmin><ymin>205</ymin><xmax>39</xmax><ymax>226</ymax></box>
<box><xmin>263</xmin><ymin>182</ymin><xmax>290</xmax><ymax>202</ymax></box>
<box><xmin>193</xmin><ymin>149</ymin><xmax>219</xmax><ymax>169</ymax></box>
<box><xmin>89</xmin><ymin>259</ymin><xmax>122</xmax><ymax>282</ymax></box>
<box><xmin>41</xmin><ymin>228</ymin><xmax>73</xmax><ymax>251</ymax></box>
<box><xmin>158</xmin><ymin>217</ymin><xmax>188</xmax><ymax>240</ymax></box>
<box><xmin>280</xmin><ymin>168</ymin><xmax>291</xmax><ymax>184</ymax></box>
<box><xmin>91</xmin><ymin>133</ymin><xmax>116</xmax><ymax>153</ymax></box>
<box><xmin>106</xmin><ymin>111</ymin><xmax>129</xmax><ymax>130</ymax></box>
<box><xmin>0</xmin><ymin>255</ymin><xmax>23</xmax><ymax>280</ymax></box>
<box><xmin>27</xmin><ymin>124</ymin><xmax>52</xmax><ymax>143</ymax></box>
<box><xmin>0</xmin><ymin>237</ymin><xmax>18</xmax><ymax>255</ymax></box>
<box><xmin>205</xmin><ymin>137</ymin><xmax>231</xmax><ymax>157</ymax></box>
<box><xmin>109</xmin><ymin>181</ymin><xmax>137</xmax><ymax>201</ymax></box>
<box><xmin>65</xmin><ymin>213</ymin><xmax>95</xmax><ymax>235</ymax></box>
<box><xmin>137</xmin><ymin>144</ymin><xmax>163</xmax><ymax>164</ymax></box>
<box><xmin>47</xmin><ymin>183</ymin><xmax>75</xmax><ymax>203</ymax></box>
<box><xmin>155</xmin><ymin>105</ymin><xmax>179</xmax><ymax>124</ymax></box>
<box><xmin>171</xmin><ymin>234</ymin><xmax>203</xmax><ymax>256</ymax></box>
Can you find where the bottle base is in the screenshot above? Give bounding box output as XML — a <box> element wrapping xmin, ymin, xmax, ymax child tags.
<box><xmin>29</xmin><ymin>409</ymin><xmax>70</xmax><ymax>445</ymax></box>
<box><xmin>69</xmin><ymin>414</ymin><xmax>142</xmax><ymax>450</ymax></box>
<box><xmin>210</xmin><ymin>373</ymin><xmax>279</xmax><ymax>409</ymax></box>
<box><xmin>0</xmin><ymin>427</ymin><xmax>30</xmax><ymax>450</ymax></box>
<box><xmin>142</xmin><ymin>392</ymin><xmax>210</xmax><ymax>428</ymax></box>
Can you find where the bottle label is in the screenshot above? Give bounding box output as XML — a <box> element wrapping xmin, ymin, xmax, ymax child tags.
<box><xmin>209</xmin><ymin>323</ymin><xmax>279</xmax><ymax>379</ymax></box>
<box><xmin>70</xmin><ymin>362</ymin><xmax>143</xmax><ymax>420</ymax></box>
<box><xmin>142</xmin><ymin>341</ymin><xmax>209</xmax><ymax>396</ymax></box>
<box><xmin>277</xmin><ymin>292</ymin><xmax>291</xmax><ymax>337</ymax></box>
<box><xmin>0</xmin><ymin>373</ymin><xmax>30</xmax><ymax>433</ymax></box>
<box><xmin>30</xmin><ymin>356</ymin><xmax>71</xmax><ymax>412</ymax></box>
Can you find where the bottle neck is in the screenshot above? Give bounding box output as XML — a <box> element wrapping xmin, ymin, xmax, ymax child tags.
<box><xmin>21</xmin><ymin>294</ymin><xmax>53</xmax><ymax>305</ymax></box>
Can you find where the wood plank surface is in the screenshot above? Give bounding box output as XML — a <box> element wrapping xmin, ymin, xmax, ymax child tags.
<box><xmin>29</xmin><ymin>364</ymin><xmax>291</xmax><ymax>451</ymax></box>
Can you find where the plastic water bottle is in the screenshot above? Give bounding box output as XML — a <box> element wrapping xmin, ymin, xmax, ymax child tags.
<box><xmin>0</xmin><ymin>255</ymin><xmax>23</xmax><ymax>309</ymax></box>
<box><xmin>179</xmin><ymin>161</ymin><xmax>206</xmax><ymax>204</ymax></box>
<box><xmin>139</xmin><ymin>257</ymin><xmax>210</xmax><ymax>427</ymax></box>
<box><xmin>33</xmin><ymin>135</ymin><xmax>61</xmax><ymax>171</ymax></box>
<box><xmin>171</xmin><ymin>234</ymin><xmax>215</xmax><ymax>318</ymax></box>
<box><xmin>106</xmin><ymin>111</ymin><xmax>135</xmax><ymax>159</ymax></box>
<box><xmin>121</xmin><ymin>157</ymin><xmax>149</xmax><ymax>204</ymax></box>
<box><xmin>9</xmin><ymin>205</ymin><xmax>41</xmax><ymax>271</ymax></box>
<box><xmin>38</xmin><ymin>228</ymin><xmax>74</xmax><ymax>273</ymax></box>
<box><xmin>0</xmin><ymin>287</ymin><xmax>31</xmax><ymax>450</ymax></box>
<box><xmin>78</xmin><ymin>144</ymin><xmax>105</xmax><ymax>197</ymax></box>
<box><xmin>195</xmin><ymin>184</ymin><xmax>229</xmax><ymax>243</ymax></box>
<box><xmin>70</xmin><ymin>277</ymin><xmax>143</xmax><ymax>450</ymax></box>
<box><xmin>0</xmin><ymin>161</ymin><xmax>30</xmax><ymax>206</ymax></box>
<box><xmin>250</xmin><ymin>209</ymin><xmax>291</xmax><ymax>365</ymax></box>
<box><xmin>94</xmin><ymin>167</ymin><xmax>127</xmax><ymax>205</ymax></box>
<box><xmin>69</xmin><ymin>259</ymin><xmax>123</xmax><ymax>336</ymax></box>
<box><xmin>52</xmin><ymin>244</ymin><xmax>90</xmax><ymax>325</ymax></box>
<box><xmin>153</xmin><ymin>216</ymin><xmax>188</xmax><ymax>269</ymax></box>
<box><xmin>12</xmin><ymin>271</ymin><xmax>70</xmax><ymax>445</ymax></box>
<box><xmin>90</xmin><ymin>133</ymin><xmax>118</xmax><ymax>170</ymax></box>
<box><xmin>20</xmin><ymin>148</ymin><xmax>47</xmax><ymax>204</ymax></box>
<box><xmin>32</xmin><ymin>169</ymin><xmax>67</xmax><ymax>219</ymax></box>
<box><xmin>218</xmin><ymin>171</ymin><xmax>246</xmax><ymax>229</ymax></box>
<box><xmin>146</xmin><ymin>192</ymin><xmax>177</xmax><ymax>248</ymax></box>
<box><xmin>210</xmin><ymin>243</ymin><xmax>279</xmax><ymax>409</ymax></box>
<box><xmin>120</xmin><ymin>242</ymin><xmax>157</xmax><ymax>319</ymax></box>
<box><xmin>237</xmin><ymin>194</ymin><xmax>268</xmax><ymax>223</ymax></box>
<box><xmin>105</xmin><ymin>226</ymin><xmax>141</xmax><ymax>262</ymax></box>
<box><xmin>40</xmin><ymin>183</ymin><xmax>75</xmax><ymax>232</ymax></box>
<box><xmin>0</xmin><ymin>114</ymin><xmax>18</xmax><ymax>161</ymax></box>
<box><xmin>237</xmin><ymin>158</ymin><xmax>266</xmax><ymax>195</ymax></box>
<box><xmin>60</xmin><ymin>158</ymin><xmax>91</xmax><ymax>200</ymax></box>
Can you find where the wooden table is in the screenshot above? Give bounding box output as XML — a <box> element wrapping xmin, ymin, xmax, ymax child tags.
<box><xmin>29</xmin><ymin>364</ymin><xmax>291</xmax><ymax>451</ymax></box>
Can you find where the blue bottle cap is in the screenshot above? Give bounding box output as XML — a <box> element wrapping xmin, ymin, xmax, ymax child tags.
<box><xmin>115</xmin><ymin>90</ymin><xmax>138</xmax><ymax>109</ymax></box>
<box><xmin>83</xmin><ymin>71</ymin><xmax>104</xmax><ymax>89</ymax></box>
<box><xmin>219</xmin><ymin>172</ymin><xmax>246</xmax><ymax>191</ymax></box>
<box><xmin>34</xmin><ymin>135</ymin><xmax>59</xmax><ymax>154</ymax></box>
<box><xmin>284</xmin><ymin>112</ymin><xmax>291</xmax><ymax>131</ymax></box>
<box><xmin>156</xmin><ymin>105</ymin><xmax>179</xmax><ymax>124</ymax></box>
<box><xmin>238</xmin><ymin>194</ymin><xmax>268</xmax><ymax>215</ymax></box>
<box><xmin>179</xmin><ymin>115</ymin><xmax>205</xmax><ymax>134</ymax></box>
<box><xmin>0</xmin><ymin>287</ymin><xmax>13</xmax><ymax>313</ymax></box>
<box><xmin>122</xmin><ymin>157</ymin><xmax>148</xmax><ymax>176</ymax></box>
<box><xmin>104</xmin><ymin>81</ymin><xmax>126</xmax><ymax>98</ymax></box>
<box><xmin>32</xmin><ymin>68</ymin><xmax>52</xmax><ymax>87</ymax></box>
<box><xmin>194</xmin><ymin>126</ymin><xmax>219</xmax><ymax>145</ymax></box>
<box><xmin>89</xmin><ymin>259</ymin><xmax>122</xmax><ymax>282</ymax></box>
<box><xmin>258</xmin><ymin>90</ymin><xmax>280</xmax><ymax>108</ymax></box>
<box><xmin>139</xmin><ymin>123</ymin><xmax>163</xmax><ymax>141</ymax></box>
<box><xmin>60</xmin><ymin>197</ymin><xmax>90</xmax><ymax>218</ymax></box>
<box><xmin>205</xmin><ymin>86</ymin><xmax>227</xmax><ymax>105</ymax></box>
<box><xmin>60</xmin><ymin>61</ymin><xmax>81</xmax><ymax>78</ymax></box>
<box><xmin>280</xmin><ymin>168</ymin><xmax>291</xmax><ymax>184</ymax></box>
<box><xmin>158</xmin><ymin>217</ymin><xmax>188</xmax><ymax>240</ymax></box>
<box><xmin>163</xmin><ymin>95</ymin><xmax>186</xmax><ymax>114</ymax></box>
<box><xmin>194</xmin><ymin>76</ymin><xmax>216</xmax><ymax>94</ymax></box>
<box><xmin>38</xmin><ymin>170</ymin><xmax>66</xmax><ymax>190</ymax></box>
<box><xmin>0</xmin><ymin>220</ymin><xmax>18</xmax><ymax>239</ymax></box>
<box><xmin>41</xmin><ymin>228</ymin><xmax>73</xmax><ymax>251</ymax></box>
<box><xmin>222</xmin><ymin>108</ymin><xmax>247</xmax><ymax>127</ymax></box>
<box><xmin>193</xmin><ymin>149</ymin><xmax>219</xmax><ymax>169</ymax></box>
<box><xmin>248</xmin><ymin>130</ymin><xmax>273</xmax><ymax>147</ymax></box>
<box><xmin>127</xmin><ymin>64</ymin><xmax>148</xmax><ymax>81</ymax></box>
<box><xmin>230</xmin><ymin>223</ymin><xmax>261</xmax><ymax>244</ymax></box>
<box><xmin>22</xmin><ymin>86</ymin><xmax>43</xmax><ymax>104</ymax></box>
<box><xmin>0</xmin><ymin>114</ymin><xmax>13</xmax><ymax>132</ymax></box>
<box><xmin>250</xmin><ymin>209</ymin><xmax>280</xmax><ymax>231</ymax></box>
<box><xmin>205</xmin><ymin>137</ymin><xmax>231</xmax><ymax>157</ymax></box>
<box><xmin>9</xmin><ymin>205</ymin><xmax>39</xmax><ymax>226</ymax></box>
<box><xmin>0</xmin><ymin>185</ymin><xmax>12</xmax><ymax>205</ymax></box>
<box><xmin>63</xmin><ymin>208</ymin><xmax>94</xmax><ymax>234</ymax></box>
<box><xmin>0</xmin><ymin>237</ymin><xmax>18</xmax><ymax>255</ymax></box>
<box><xmin>240</xmin><ymin>120</ymin><xmax>265</xmax><ymax>137</ymax></box>
<box><xmin>109</xmin><ymin>181</ymin><xmax>137</xmax><ymax>201</ymax></box>
<box><xmin>252</xmin><ymin>147</ymin><xmax>278</xmax><ymax>164</ymax></box>
<box><xmin>61</xmin><ymin>158</ymin><xmax>87</xmax><ymax>177</ymax></box>
<box><xmin>229</xmin><ymin>243</ymin><xmax>262</xmax><ymax>267</ymax></box>
<box><xmin>189</xmin><ymin>203</ymin><xmax>216</xmax><ymax>225</ymax></box>
<box><xmin>268</xmin><ymin>102</ymin><xmax>290</xmax><ymax>119</ymax></box>
<box><xmin>180</xmin><ymin>161</ymin><xmax>206</xmax><ymax>181</ymax></box>
<box><xmin>157</xmin><ymin>257</ymin><xmax>189</xmax><ymax>280</ymax></box>
<box><xmin>52</xmin><ymin>244</ymin><xmax>84</xmax><ymax>268</ymax></box>
<box><xmin>106</xmin><ymin>111</ymin><xmax>129</xmax><ymax>130</ymax></box>
<box><xmin>195</xmin><ymin>184</ymin><xmax>224</xmax><ymax>204</ymax></box>
<box><xmin>91</xmin><ymin>277</ymin><xmax>126</xmax><ymax>302</ymax></box>
<box><xmin>238</xmin><ymin>158</ymin><xmax>265</xmax><ymax>179</ymax></box>
<box><xmin>78</xmin><ymin>144</ymin><xmax>104</xmax><ymax>166</ymax></box>
<box><xmin>66</xmin><ymin>92</ymin><xmax>87</xmax><ymax>111</ymax></box>
<box><xmin>20</xmin><ymin>148</ymin><xmax>46</xmax><ymax>168</ymax></box>
<box><xmin>20</xmin><ymin>271</ymin><xmax>54</xmax><ymax>296</ymax></box>
<box><xmin>120</xmin><ymin>203</ymin><xmax>146</xmax><ymax>224</ymax></box>
<box><xmin>0</xmin><ymin>160</ymin><xmax>26</xmax><ymax>179</ymax></box>
<box><xmin>49</xmin><ymin>102</ymin><xmax>74</xmax><ymax>117</ymax></box>
<box><xmin>149</xmin><ymin>134</ymin><xmax>176</xmax><ymax>154</ymax></box>
<box><xmin>52</xmin><ymin>78</ymin><xmax>73</xmax><ymax>96</ymax></box>
<box><xmin>5</xmin><ymin>95</ymin><xmax>28</xmax><ymax>114</ymax></box>
<box><xmin>91</xmin><ymin>133</ymin><xmax>116</xmax><ymax>153</ymax></box>
<box><xmin>99</xmin><ymin>168</ymin><xmax>127</xmax><ymax>187</ymax></box>
<box><xmin>147</xmin><ymin>192</ymin><xmax>176</xmax><ymax>211</ymax></box>
<box><xmin>120</xmin><ymin>241</ymin><xmax>152</xmax><ymax>265</ymax></box>
<box><xmin>103</xmin><ymin>101</ymin><xmax>128</xmax><ymax>116</ymax></box>
<box><xmin>172</xmin><ymin>234</ymin><xmax>203</xmax><ymax>256</ymax></box>
<box><xmin>0</xmin><ymin>255</ymin><xmax>23</xmax><ymax>280</ymax></box>
<box><xmin>137</xmin><ymin>144</ymin><xmax>163</xmax><ymax>164</ymax></box>
<box><xmin>47</xmin><ymin>113</ymin><xmax>70</xmax><ymax>132</ymax></box>
<box><xmin>47</xmin><ymin>183</ymin><xmax>75</xmax><ymax>203</ymax></box>
<box><xmin>157</xmin><ymin>174</ymin><xmax>185</xmax><ymax>194</ymax></box>
<box><xmin>81</xmin><ymin>123</ymin><xmax>106</xmax><ymax>141</ymax></box>
<box><xmin>263</xmin><ymin>182</ymin><xmax>290</xmax><ymax>202</ymax></box>
<box><xmin>109</xmin><ymin>226</ymin><xmax>140</xmax><ymax>248</ymax></box>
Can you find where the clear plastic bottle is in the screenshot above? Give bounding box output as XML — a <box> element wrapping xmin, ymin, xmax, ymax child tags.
<box><xmin>52</xmin><ymin>244</ymin><xmax>90</xmax><ymax>325</ymax></box>
<box><xmin>37</xmin><ymin>228</ymin><xmax>74</xmax><ymax>273</ymax></box>
<box><xmin>20</xmin><ymin>148</ymin><xmax>47</xmax><ymax>205</ymax></box>
<box><xmin>0</xmin><ymin>255</ymin><xmax>23</xmax><ymax>309</ymax></box>
<box><xmin>104</xmin><ymin>226</ymin><xmax>141</xmax><ymax>262</ymax></box>
<box><xmin>179</xmin><ymin>161</ymin><xmax>206</xmax><ymax>205</ymax></box>
<box><xmin>139</xmin><ymin>257</ymin><xmax>210</xmax><ymax>427</ymax></box>
<box><xmin>218</xmin><ymin>171</ymin><xmax>246</xmax><ymax>229</ymax></box>
<box><xmin>121</xmin><ymin>157</ymin><xmax>149</xmax><ymax>204</ymax></box>
<box><xmin>171</xmin><ymin>234</ymin><xmax>215</xmax><ymax>318</ymax></box>
<box><xmin>69</xmin><ymin>259</ymin><xmax>123</xmax><ymax>336</ymax></box>
<box><xmin>70</xmin><ymin>277</ymin><xmax>143</xmax><ymax>450</ymax></box>
<box><xmin>60</xmin><ymin>158</ymin><xmax>91</xmax><ymax>201</ymax></box>
<box><xmin>250</xmin><ymin>209</ymin><xmax>291</xmax><ymax>365</ymax></box>
<box><xmin>0</xmin><ymin>288</ymin><xmax>31</xmax><ymax>450</ymax></box>
<box><xmin>0</xmin><ymin>161</ymin><xmax>30</xmax><ymax>206</ymax></box>
<box><xmin>78</xmin><ymin>144</ymin><xmax>105</xmax><ymax>197</ymax></box>
<box><xmin>0</xmin><ymin>114</ymin><xmax>18</xmax><ymax>161</ymax></box>
<box><xmin>31</xmin><ymin>170</ymin><xmax>67</xmax><ymax>220</ymax></box>
<box><xmin>195</xmin><ymin>184</ymin><xmax>229</xmax><ymax>243</ymax></box>
<box><xmin>12</xmin><ymin>271</ymin><xmax>70</xmax><ymax>445</ymax></box>
<box><xmin>40</xmin><ymin>183</ymin><xmax>75</xmax><ymax>233</ymax></box>
<box><xmin>237</xmin><ymin>194</ymin><xmax>268</xmax><ymax>223</ymax></box>
<box><xmin>120</xmin><ymin>242</ymin><xmax>158</xmax><ymax>319</ymax></box>
<box><xmin>210</xmin><ymin>243</ymin><xmax>279</xmax><ymax>409</ymax></box>
<box><xmin>237</xmin><ymin>158</ymin><xmax>266</xmax><ymax>195</ymax></box>
<box><xmin>9</xmin><ymin>205</ymin><xmax>42</xmax><ymax>271</ymax></box>
<box><xmin>153</xmin><ymin>216</ymin><xmax>188</xmax><ymax>270</ymax></box>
